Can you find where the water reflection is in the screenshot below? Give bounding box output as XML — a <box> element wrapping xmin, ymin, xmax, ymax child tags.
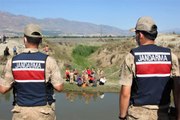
<box><xmin>56</xmin><ymin>92</ymin><xmax>118</xmax><ymax>120</ymax></box>
<box><xmin>65</xmin><ymin>92</ymin><xmax>105</xmax><ymax>104</ymax></box>
<box><xmin>0</xmin><ymin>92</ymin><xmax>118</xmax><ymax>120</ymax></box>
<box><xmin>0</xmin><ymin>91</ymin><xmax>13</xmax><ymax>120</ymax></box>
<box><xmin>0</xmin><ymin>91</ymin><xmax>106</xmax><ymax>105</ymax></box>
<box><xmin>0</xmin><ymin>91</ymin><xmax>12</xmax><ymax>102</ymax></box>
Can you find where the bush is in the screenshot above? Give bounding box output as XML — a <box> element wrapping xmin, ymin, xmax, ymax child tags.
<box><xmin>72</xmin><ymin>45</ymin><xmax>99</xmax><ymax>57</ymax></box>
<box><xmin>72</xmin><ymin>45</ymin><xmax>99</xmax><ymax>68</ymax></box>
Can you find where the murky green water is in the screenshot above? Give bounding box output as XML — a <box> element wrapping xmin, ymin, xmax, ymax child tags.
<box><xmin>0</xmin><ymin>92</ymin><xmax>119</xmax><ymax>120</ymax></box>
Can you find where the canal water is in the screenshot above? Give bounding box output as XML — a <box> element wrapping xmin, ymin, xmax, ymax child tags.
<box><xmin>0</xmin><ymin>92</ymin><xmax>119</xmax><ymax>120</ymax></box>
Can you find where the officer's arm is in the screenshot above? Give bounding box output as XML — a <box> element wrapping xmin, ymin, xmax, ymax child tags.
<box><xmin>0</xmin><ymin>58</ymin><xmax>14</xmax><ymax>94</ymax></box>
<box><xmin>173</xmin><ymin>77</ymin><xmax>180</xmax><ymax>120</ymax></box>
<box><xmin>119</xmin><ymin>85</ymin><xmax>131</xmax><ymax>118</ymax></box>
<box><xmin>0</xmin><ymin>84</ymin><xmax>12</xmax><ymax>94</ymax></box>
<box><xmin>54</xmin><ymin>83</ymin><xmax>64</xmax><ymax>92</ymax></box>
<box><xmin>0</xmin><ymin>71</ymin><xmax>13</xmax><ymax>94</ymax></box>
<box><xmin>171</xmin><ymin>53</ymin><xmax>180</xmax><ymax>119</ymax></box>
<box><xmin>46</xmin><ymin>56</ymin><xmax>64</xmax><ymax>92</ymax></box>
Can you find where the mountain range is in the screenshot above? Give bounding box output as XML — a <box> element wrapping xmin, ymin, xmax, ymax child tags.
<box><xmin>0</xmin><ymin>11</ymin><xmax>132</xmax><ymax>36</ymax></box>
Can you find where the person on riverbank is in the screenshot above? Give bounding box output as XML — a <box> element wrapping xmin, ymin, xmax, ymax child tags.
<box><xmin>69</xmin><ymin>69</ymin><xmax>74</xmax><ymax>84</ymax></box>
<box><xmin>13</xmin><ymin>46</ymin><xmax>18</xmax><ymax>55</ymax></box>
<box><xmin>99</xmin><ymin>76</ymin><xmax>106</xmax><ymax>85</ymax></box>
<box><xmin>2</xmin><ymin>34</ymin><xmax>7</xmax><ymax>43</ymax></box>
<box><xmin>65</xmin><ymin>67</ymin><xmax>70</xmax><ymax>81</ymax></box>
<box><xmin>119</xmin><ymin>16</ymin><xmax>180</xmax><ymax>120</ymax></box>
<box><xmin>43</xmin><ymin>44</ymin><xmax>49</xmax><ymax>55</ymax></box>
<box><xmin>0</xmin><ymin>24</ymin><xmax>64</xmax><ymax>120</ymax></box>
<box><xmin>4</xmin><ymin>46</ymin><xmax>10</xmax><ymax>57</ymax></box>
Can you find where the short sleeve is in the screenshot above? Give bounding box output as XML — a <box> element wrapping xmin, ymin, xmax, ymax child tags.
<box><xmin>171</xmin><ymin>52</ymin><xmax>180</xmax><ymax>77</ymax></box>
<box><xmin>45</xmin><ymin>56</ymin><xmax>64</xmax><ymax>86</ymax></box>
<box><xmin>119</xmin><ymin>53</ymin><xmax>135</xmax><ymax>86</ymax></box>
<box><xmin>0</xmin><ymin>58</ymin><xmax>14</xmax><ymax>87</ymax></box>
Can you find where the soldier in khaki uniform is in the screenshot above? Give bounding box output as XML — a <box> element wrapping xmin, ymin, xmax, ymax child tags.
<box><xmin>0</xmin><ymin>24</ymin><xmax>64</xmax><ymax>120</ymax></box>
<box><xmin>118</xmin><ymin>16</ymin><xmax>180</xmax><ymax>120</ymax></box>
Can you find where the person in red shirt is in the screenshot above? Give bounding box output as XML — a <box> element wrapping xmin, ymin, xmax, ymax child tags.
<box><xmin>65</xmin><ymin>68</ymin><xmax>70</xmax><ymax>81</ymax></box>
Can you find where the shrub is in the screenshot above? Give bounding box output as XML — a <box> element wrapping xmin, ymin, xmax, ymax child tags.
<box><xmin>72</xmin><ymin>45</ymin><xmax>99</xmax><ymax>68</ymax></box>
<box><xmin>72</xmin><ymin>45</ymin><xmax>99</xmax><ymax>57</ymax></box>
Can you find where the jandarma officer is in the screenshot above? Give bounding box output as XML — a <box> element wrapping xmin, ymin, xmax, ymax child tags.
<box><xmin>0</xmin><ymin>24</ymin><xmax>64</xmax><ymax>120</ymax></box>
<box><xmin>119</xmin><ymin>16</ymin><xmax>180</xmax><ymax>120</ymax></box>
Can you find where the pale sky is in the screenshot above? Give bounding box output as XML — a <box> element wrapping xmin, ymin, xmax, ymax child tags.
<box><xmin>0</xmin><ymin>0</ymin><xmax>180</xmax><ymax>31</ymax></box>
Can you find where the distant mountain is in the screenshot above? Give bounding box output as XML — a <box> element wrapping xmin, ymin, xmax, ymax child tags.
<box><xmin>160</xmin><ymin>28</ymin><xmax>180</xmax><ymax>34</ymax></box>
<box><xmin>0</xmin><ymin>11</ymin><xmax>132</xmax><ymax>36</ymax></box>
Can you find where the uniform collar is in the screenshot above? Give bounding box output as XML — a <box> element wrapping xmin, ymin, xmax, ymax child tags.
<box><xmin>22</xmin><ymin>48</ymin><xmax>39</xmax><ymax>53</ymax></box>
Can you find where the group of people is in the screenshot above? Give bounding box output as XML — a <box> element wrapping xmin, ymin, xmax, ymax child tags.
<box><xmin>65</xmin><ymin>67</ymin><xmax>106</xmax><ymax>87</ymax></box>
<box><xmin>0</xmin><ymin>16</ymin><xmax>179</xmax><ymax>120</ymax></box>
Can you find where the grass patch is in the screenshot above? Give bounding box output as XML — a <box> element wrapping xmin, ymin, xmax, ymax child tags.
<box><xmin>63</xmin><ymin>83</ymin><xmax>120</xmax><ymax>93</ymax></box>
<box><xmin>41</xmin><ymin>39</ymin><xmax>72</xmax><ymax>62</ymax></box>
<box><xmin>72</xmin><ymin>45</ymin><xmax>99</xmax><ymax>69</ymax></box>
<box><xmin>103</xmin><ymin>65</ymin><xmax>120</xmax><ymax>83</ymax></box>
<box><xmin>72</xmin><ymin>45</ymin><xmax>99</xmax><ymax>57</ymax></box>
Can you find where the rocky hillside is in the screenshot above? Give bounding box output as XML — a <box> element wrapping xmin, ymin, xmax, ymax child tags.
<box><xmin>156</xmin><ymin>34</ymin><xmax>180</xmax><ymax>57</ymax></box>
<box><xmin>90</xmin><ymin>34</ymin><xmax>180</xmax><ymax>68</ymax></box>
<box><xmin>90</xmin><ymin>38</ymin><xmax>135</xmax><ymax>68</ymax></box>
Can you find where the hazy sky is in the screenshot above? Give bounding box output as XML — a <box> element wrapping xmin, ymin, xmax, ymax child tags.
<box><xmin>0</xmin><ymin>0</ymin><xmax>180</xmax><ymax>31</ymax></box>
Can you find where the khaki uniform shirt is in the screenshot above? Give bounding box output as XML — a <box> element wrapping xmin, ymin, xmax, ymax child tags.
<box><xmin>1</xmin><ymin>48</ymin><xmax>64</xmax><ymax>87</ymax></box>
<box><xmin>119</xmin><ymin>51</ymin><xmax>180</xmax><ymax>86</ymax></box>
